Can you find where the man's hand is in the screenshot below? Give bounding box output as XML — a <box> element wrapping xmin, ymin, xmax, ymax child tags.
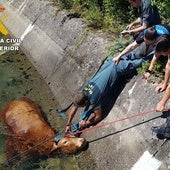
<box><xmin>155</xmin><ymin>83</ymin><xmax>167</xmax><ymax>93</ymax></box>
<box><xmin>79</xmin><ymin>120</ymin><xmax>88</xmax><ymax>129</ymax></box>
<box><xmin>65</xmin><ymin>125</ymin><xmax>71</xmax><ymax>132</ymax></box>
<box><xmin>142</xmin><ymin>72</ymin><xmax>151</xmax><ymax>79</ymax></box>
<box><xmin>112</xmin><ymin>56</ymin><xmax>120</xmax><ymax>65</ymax></box>
<box><xmin>121</xmin><ymin>30</ymin><xmax>130</xmax><ymax>35</ymax></box>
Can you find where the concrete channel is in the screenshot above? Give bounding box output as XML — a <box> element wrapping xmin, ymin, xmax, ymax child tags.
<box><xmin>0</xmin><ymin>0</ymin><xmax>169</xmax><ymax>169</ymax></box>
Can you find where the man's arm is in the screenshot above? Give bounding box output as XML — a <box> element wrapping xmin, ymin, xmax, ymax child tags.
<box><xmin>126</xmin><ymin>18</ymin><xmax>141</xmax><ymax>30</ymax></box>
<box><xmin>65</xmin><ymin>105</ymin><xmax>78</xmax><ymax>132</ymax></box>
<box><xmin>121</xmin><ymin>20</ymin><xmax>147</xmax><ymax>35</ymax></box>
<box><xmin>148</xmin><ymin>53</ymin><xmax>159</xmax><ymax>70</ymax></box>
<box><xmin>129</xmin><ymin>22</ymin><xmax>148</xmax><ymax>35</ymax></box>
<box><xmin>143</xmin><ymin>53</ymin><xmax>160</xmax><ymax>79</ymax></box>
<box><xmin>113</xmin><ymin>41</ymin><xmax>139</xmax><ymax>64</ymax></box>
<box><xmin>156</xmin><ymin>84</ymin><xmax>170</xmax><ymax>112</ymax></box>
<box><xmin>79</xmin><ymin>108</ymin><xmax>102</xmax><ymax>128</ymax></box>
<box><xmin>156</xmin><ymin>59</ymin><xmax>170</xmax><ymax>93</ymax></box>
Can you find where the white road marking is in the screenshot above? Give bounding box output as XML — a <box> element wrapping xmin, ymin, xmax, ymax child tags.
<box><xmin>128</xmin><ymin>82</ymin><xmax>137</xmax><ymax>95</ymax></box>
<box><xmin>130</xmin><ymin>150</ymin><xmax>162</xmax><ymax>170</ymax></box>
<box><xmin>20</xmin><ymin>23</ymin><xmax>34</xmax><ymax>42</ymax></box>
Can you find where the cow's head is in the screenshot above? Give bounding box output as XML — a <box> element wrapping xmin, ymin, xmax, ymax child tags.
<box><xmin>51</xmin><ymin>134</ymin><xmax>87</xmax><ymax>155</ymax></box>
<box><xmin>0</xmin><ymin>7</ymin><xmax>5</xmax><ymax>12</ymax></box>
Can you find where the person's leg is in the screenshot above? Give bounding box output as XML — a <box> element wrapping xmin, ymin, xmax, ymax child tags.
<box><xmin>97</xmin><ymin>57</ymin><xmax>114</xmax><ymax>73</ymax></box>
<box><xmin>84</xmin><ymin>56</ymin><xmax>115</xmax><ymax>87</ymax></box>
<box><xmin>116</xmin><ymin>53</ymin><xmax>143</xmax><ymax>75</ymax></box>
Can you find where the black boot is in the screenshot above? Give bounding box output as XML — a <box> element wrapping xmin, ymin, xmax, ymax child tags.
<box><xmin>151</xmin><ymin>121</ymin><xmax>170</xmax><ymax>139</ymax></box>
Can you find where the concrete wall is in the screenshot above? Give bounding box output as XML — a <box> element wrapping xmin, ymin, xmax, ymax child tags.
<box><xmin>0</xmin><ymin>0</ymin><xmax>169</xmax><ymax>169</ymax></box>
<box><xmin>0</xmin><ymin>0</ymin><xmax>111</xmax><ymax>106</ymax></box>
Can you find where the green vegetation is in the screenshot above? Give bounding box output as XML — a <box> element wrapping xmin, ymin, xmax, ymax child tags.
<box><xmin>136</xmin><ymin>54</ymin><xmax>168</xmax><ymax>81</ymax></box>
<box><xmin>136</xmin><ymin>60</ymin><xmax>166</xmax><ymax>82</ymax></box>
<box><xmin>55</xmin><ymin>0</ymin><xmax>133</xmax><ymax>32</ymax></box>
<box><xmin>55</xmin><ymin>0</ymin><xmax>170</xmax><ymax>32</ymax></box>
<box><xmin>152</xmin><ymin>0</ymin><xmax>170</xmax><ymax>24</ymax></box>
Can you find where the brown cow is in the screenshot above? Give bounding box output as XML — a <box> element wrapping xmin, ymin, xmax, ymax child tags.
<box><xmin>0</xmin><ymin>6</ymin><xmax>5</xmax><ymax>12</ymax></box>
<box><xmin>0</xmin><ymin>97</ymin><xmax>87</xmax><ymax>164</ymax></box>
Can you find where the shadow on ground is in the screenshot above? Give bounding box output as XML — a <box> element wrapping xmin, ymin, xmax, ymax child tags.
<box><xmin>101</xmin><ymin>73</ymin><xmax>136</xmax><ymax>120</ymax></box>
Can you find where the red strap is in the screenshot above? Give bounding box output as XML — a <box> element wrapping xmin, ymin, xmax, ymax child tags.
<box><xmin>72</xmin><ymin>108</ymin><xmax>170</xmax><ymax>135</ymax></box>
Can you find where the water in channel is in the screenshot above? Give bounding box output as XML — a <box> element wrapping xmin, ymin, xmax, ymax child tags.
<box><xmin>0</xmin><ymin>36</ymin><xmax>95</xmax><ymax>170</ymax></box>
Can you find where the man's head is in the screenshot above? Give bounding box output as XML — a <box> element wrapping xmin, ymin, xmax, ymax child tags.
<box><xmin>155</xmin><ymin>35</ymin><xmax>170</xmax><ymax>56</ymax></box>
<box><xmin>128</xmin><ymin>0</ymin><xmax>141</xmax><ymax>7</ymax></box>
<box><xmin>144</xmin><ymin>27</ymin><xmax>158</xmax><ymax>45</ymax></box>
<box><xmin>73</xmin><ymin>92</ymin><xmax>89</xmax><ymax>107</ymax></box>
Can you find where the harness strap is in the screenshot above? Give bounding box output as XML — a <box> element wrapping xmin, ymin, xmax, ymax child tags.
<box><xmin>71</xmin><ymin>104</ymin><xmax>95</xmax><ymax>132</ymax></box>
<box><xmin>55</xmin><ymin>132</ymin><xmax>68</xmax><ymax>143</ymax></box>
<box><xmin>55</xmin><ymin>105</ymin><xmax>95</xmax><ymax>142</ymax></box>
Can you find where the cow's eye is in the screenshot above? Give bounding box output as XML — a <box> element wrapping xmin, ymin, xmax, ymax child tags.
<box><xmin>63</xmin><ymin>140</ymin><xmax>68</xmax><ymax>145</ymax></box>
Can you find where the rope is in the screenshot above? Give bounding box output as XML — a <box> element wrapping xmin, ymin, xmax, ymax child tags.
<box><xmin>2</xmin><ymin>135</ymin><xmax>56</xmax><ymax>166</ymax></box>
<box><xmin>2</xmin><ymin>107</ymin><xmax>170</xmax><ymax>166</ymax></box>
<box><xmin>71</xmin><ymin>107</ymin><xmax>170</xmax><ymax>136</ymax></box>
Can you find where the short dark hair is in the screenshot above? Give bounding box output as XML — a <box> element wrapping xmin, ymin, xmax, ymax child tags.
<box><xmin>144</xmin><ymin>27</ymin><xmax>157</xmax><ymax>41</ymax></box>
<box><xmin>155</xmin><ymin>35</ymin><xmax>170</xmax><ymax>53</ymax></box>
<box><xmin>73</xmin><ymin>92</ymin><xmax>88</xmax><ymax>106</ymax></box>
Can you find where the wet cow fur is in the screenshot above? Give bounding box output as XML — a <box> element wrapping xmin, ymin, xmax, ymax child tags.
<box><xmin>0</xmin><ymin>97</ymin><xmax>86</xmax><ymax>163</ymax></box>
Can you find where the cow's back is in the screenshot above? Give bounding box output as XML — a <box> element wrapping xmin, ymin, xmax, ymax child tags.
<box><xmin>3</xmin><ymin>98</ymin><xmax>50</xmax><ymax>136</ymax></box>
<box><xmin>0</xmin><ymin>97</ymin><xmax>87</xmax><ymax>163</ymax></box>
